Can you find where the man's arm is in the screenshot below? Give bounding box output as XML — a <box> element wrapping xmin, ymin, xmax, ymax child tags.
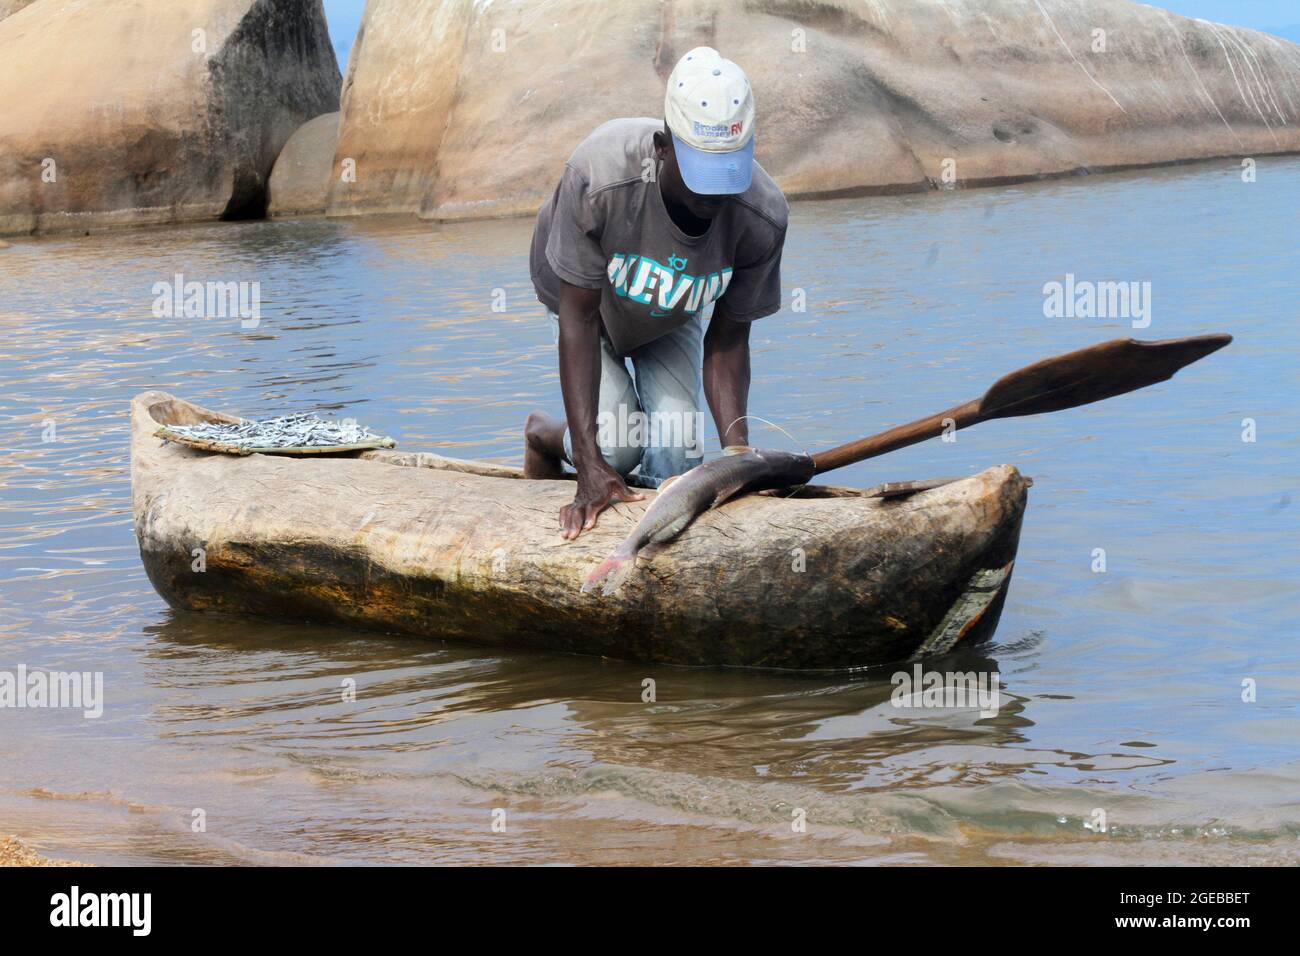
<box><xmin>702</xmin><ymin>301</ymin><xmax>752</xmax><ymax>449</ymax></box>
<box><xmin>557</xmin><ymin>280</ymin><xmax>642</xmax><ymax>539</ymax></box>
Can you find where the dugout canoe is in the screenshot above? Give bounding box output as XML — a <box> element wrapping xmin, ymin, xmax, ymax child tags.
<box><xmin>130</xmin><ymin>391</ymin><xmax>1030</xmax><ymax>670</ymax></box>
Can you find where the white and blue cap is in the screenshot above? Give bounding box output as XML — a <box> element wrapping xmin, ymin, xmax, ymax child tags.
<box><xmin>664</xmin><ymin>47</ymin><xmax>756</xmax><ymax>195</ymax></box>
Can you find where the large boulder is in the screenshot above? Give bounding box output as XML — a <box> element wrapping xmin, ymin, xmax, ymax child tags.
<box><xmin>328</xmin><ymin>0</ymin><xmax>474</xmax><ymax>218</ymax></box>
<box><xmin>0</xmin><ymin>0</ymin><xmax>39</xmax><ymax>22</ymax></box>
<box><xmin>0</xmin><ymin>0</ymin><xmax>340</xmax><ymax>235</ymax></box>
<box><xmin>328</xmin><ymin>0</ymin><xmax>1300</xmax><ymax>222</ymax></box>
<box><xmin>267</xmin><ymin>110</ymin><xmax>339</xmax><ymax>217</ymax></box>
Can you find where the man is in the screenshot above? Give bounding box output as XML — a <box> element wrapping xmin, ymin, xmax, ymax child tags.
<box><xmin>524</xmin><ymin>47</ymin><xmax>788</xmax><ymax>539</ymax></box>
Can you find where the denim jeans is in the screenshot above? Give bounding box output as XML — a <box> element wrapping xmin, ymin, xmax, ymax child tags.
<box><xmin>549</xmin><ymin>310</ymin><xmax>705</xmax><ymax>488</ymax></box>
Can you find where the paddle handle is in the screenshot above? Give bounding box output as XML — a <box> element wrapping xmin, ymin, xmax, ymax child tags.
<box><xmin>811</xmin><ymin>400</ymin><xmax>982</xmax><ymax>475</ymax></box>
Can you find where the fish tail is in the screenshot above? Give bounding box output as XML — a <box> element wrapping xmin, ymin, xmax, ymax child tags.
<box><xmin>600</xmin><ymin>554</ymin><xmax>637</xmax><ymax>595</ymax></box>
<box><xmin>581</xmin><ymin>550</ymin><xmax>635</xmax><ymax>595</ymax></box>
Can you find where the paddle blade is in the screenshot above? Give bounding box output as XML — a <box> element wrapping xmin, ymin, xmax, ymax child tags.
<box><xmin>979</xmin><ymin>334</ymin><xmax>1232</xmax><ymax>420</ymax></box>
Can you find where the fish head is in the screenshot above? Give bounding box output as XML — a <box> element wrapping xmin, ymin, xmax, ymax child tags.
<box><xmin>750</xmin><ymin>448</ymin><xmax>817</xmax><ymax>483</ymax></box>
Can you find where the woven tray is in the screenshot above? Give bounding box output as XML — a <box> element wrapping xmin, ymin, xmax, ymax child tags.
<box><xmin>155</xmin><ymin>426</ymin><xmax>396</xmax><ymax>457</ymax></box>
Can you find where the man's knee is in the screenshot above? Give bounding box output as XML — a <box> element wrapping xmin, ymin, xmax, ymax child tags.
<box><xmin>599</xmin><ymin>439</ymin><xmax>644</xmax><ymax>478</ymax></box>
<box><xmin>592</xmin><ymin>398</ymin><xmax>648</xmax><ymax>478</ymax></box>
<box><xmin>562</xmin><ymin>425</ymin><xmax>643</xmax><ymax>477</ymax></box>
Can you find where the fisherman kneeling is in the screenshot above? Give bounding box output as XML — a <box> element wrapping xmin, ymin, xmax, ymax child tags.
<box><xmin>523</xmin><ymin>47</ymin><xmax>789</xmax><ymax>540</ymax></box>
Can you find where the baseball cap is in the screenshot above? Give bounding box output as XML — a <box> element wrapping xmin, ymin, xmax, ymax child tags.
<box><xmin>663</xmin><ymin>47</ymin><xmax>756</xmax><ymax>195</ymax></box>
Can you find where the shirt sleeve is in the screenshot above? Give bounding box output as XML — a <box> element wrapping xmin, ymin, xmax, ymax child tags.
<box><xmin>718</xmin><ymin>226</ymin><xmax>786</xmax><ymax>321</ymax></box>
<box><xmin>544</xmin><ymin>164</ymin><xmax>607</xmax><ymax>290</ymax></box>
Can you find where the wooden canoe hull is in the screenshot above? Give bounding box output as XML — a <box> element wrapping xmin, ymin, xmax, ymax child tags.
<box><xmin>130</xmin><ymin>392</ymin><xmax>1029</xmax><ymax>670</ymax></box>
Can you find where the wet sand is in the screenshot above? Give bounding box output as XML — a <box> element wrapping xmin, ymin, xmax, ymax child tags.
<box><xmin>0</xmin><ymin>835</ymin><xmax>83</xmax><ymax>867</ymax></box>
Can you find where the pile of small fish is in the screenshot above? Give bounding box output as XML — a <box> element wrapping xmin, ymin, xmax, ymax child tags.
<box><xmin>162</xmin><ymin>413</ymin><xmax>385</xmax><ymax>450</ymax></box>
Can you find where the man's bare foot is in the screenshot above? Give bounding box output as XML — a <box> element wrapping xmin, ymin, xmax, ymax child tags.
<box><xmin>524</xmin><ymin>411</ymin><xmax>567</xmax><ymax>479</ymax></box>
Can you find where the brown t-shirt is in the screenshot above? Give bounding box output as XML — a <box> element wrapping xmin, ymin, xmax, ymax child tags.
<box><xmin>530</xmin><ymin>117</ymin><xmax>788</xmax><ymax>355</ymax></box>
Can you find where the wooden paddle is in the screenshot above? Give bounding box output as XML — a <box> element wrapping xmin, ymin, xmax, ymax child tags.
<box><xmin>811</xmin><ymin>334</ymin><xmax>1232</xmax><ymax>475</ymax></box>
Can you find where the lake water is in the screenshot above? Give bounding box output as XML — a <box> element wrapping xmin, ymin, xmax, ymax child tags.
<box><xmin>1</xmin><ymin>158</ymin><xmax>1296</xmax><ymax>865</ymax></box>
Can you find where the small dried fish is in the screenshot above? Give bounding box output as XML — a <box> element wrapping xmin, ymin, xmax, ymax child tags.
<box><xmin>162</xmin><ymin>413</ymin><xmax>385</xmax><ymax>450</ymax></box>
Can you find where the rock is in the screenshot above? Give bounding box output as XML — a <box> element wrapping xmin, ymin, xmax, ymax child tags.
<box><xmin>0</xmin><ymin>239</ymin><xmax>10</xmax><ymax>248</ymax></box>
<box><xmin>328</xmin><ymin>0</ymin><xmax>475</xmax><ymax>218</ymax></box>
<box><xmin>0</xmin><ymin>0</ymin><xmax>38</xmax><ymax>22</ymax></box>
<box><xmin>267</xmin><ymin>111</ymin><xmax>340</xmax><ymax>217</ymax></box>
<box><xmin>328</xmin><ymin>0</ymin><xmax>1300</xmax><ymax>223</ymax></box>
<box><xmin>0</xmin><ymin>0</ymin><xmax>340</xmax><ymax>236</ymax></box>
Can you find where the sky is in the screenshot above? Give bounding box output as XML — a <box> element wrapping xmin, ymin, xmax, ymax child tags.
<box><xmin>323</xmin><ymin>0</ymin><xmax>366</xmax><ymax>69</ymax></box>
<box><xmin>320</xmin><ymin>0</ymin><xmax>1299</xmax><ymax>71</ymax></box>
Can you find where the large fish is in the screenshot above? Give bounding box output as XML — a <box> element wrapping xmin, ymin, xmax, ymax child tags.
<box><xmin>581</xmin><ymin>447</ymin><xmax>816</xmax><ymax>595</ymax></box>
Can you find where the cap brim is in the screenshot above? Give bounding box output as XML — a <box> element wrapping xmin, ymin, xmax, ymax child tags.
<box><xmin>671</xmin><ymin>133</ymin><xmax>754</xmax><ymax>196</ymax></box>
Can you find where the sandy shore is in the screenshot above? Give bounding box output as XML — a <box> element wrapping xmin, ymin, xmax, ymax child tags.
<box><xmin>0</xmin><ymin>835</ymin><xmax>83</xmax><ymax>867</ymax></box>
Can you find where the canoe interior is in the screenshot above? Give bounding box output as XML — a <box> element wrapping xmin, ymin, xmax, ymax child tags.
<box><xmin>141</xmin><ymin>395</ymin><xmax>965</xmax><ymax>499</ymax></box>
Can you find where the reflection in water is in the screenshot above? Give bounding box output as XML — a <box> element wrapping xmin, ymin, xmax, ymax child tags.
<box><xmin>0</xmin><ymin>158</ymin><xmax>1298</xmax><ymax>864</ymax></box>
<box><xmin>140</xmin><ymin>612</ymin><xmax>1036</xmax><ymax>787</ymax></box>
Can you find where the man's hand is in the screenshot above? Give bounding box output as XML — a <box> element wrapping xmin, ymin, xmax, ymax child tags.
<box><xmin>561</xmin><ymin>462</ymin><xmax>643</xmax><ymax>539</ymax></box>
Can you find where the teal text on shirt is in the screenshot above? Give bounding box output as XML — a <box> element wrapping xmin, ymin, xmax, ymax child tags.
<box><xmin>606</xmin><ymin>253</ymin><xmax>733</xmax><ymax>316</ymax></box>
